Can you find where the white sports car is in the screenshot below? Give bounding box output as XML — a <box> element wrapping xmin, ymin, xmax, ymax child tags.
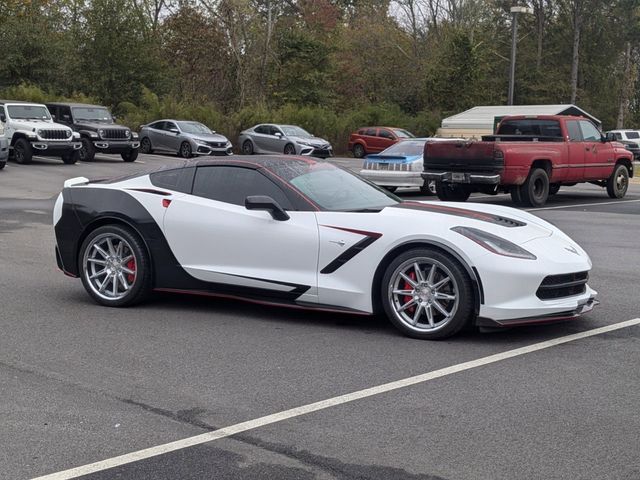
<box><xmin>53</xmin><ymin>156</ymin><xmax>597</xmax><ymax>339</ymax></box>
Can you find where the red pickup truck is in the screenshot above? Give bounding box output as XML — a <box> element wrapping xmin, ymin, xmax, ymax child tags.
<box><xmin>422</xmin><ymin>115</ymin><xmax>634</xmax><ymax>207</ymax></box>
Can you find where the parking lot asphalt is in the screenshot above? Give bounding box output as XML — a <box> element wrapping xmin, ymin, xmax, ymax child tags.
<box><xmin>1</xmin><ymin>153</ymin><xmax>639</xmax><ymax>480</ymax></box>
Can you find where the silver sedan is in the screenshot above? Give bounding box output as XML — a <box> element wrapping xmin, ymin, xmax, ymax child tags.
<box><xmin>139</xmin><ymin>120</ymin><xmax>232</xmax><ymax>158</ymax></box>
<box><xmin>238</xmin><ymin>124</ymin><xmax>333</xmax><ymax>158</ymax></box>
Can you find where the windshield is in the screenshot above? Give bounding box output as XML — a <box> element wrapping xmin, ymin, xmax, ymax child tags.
<box><xmin>379</xmin><ymin>140</ymin><xmax>426</xmax><ymax>157</ymax></box>
<box><xmin>7</xmin><ymin>105</ymin><xmax>51</xmax><ymax>121</ymax></box>
<box><xmin>281</xmin><ymin>126</ymin><xmax>312</xmax><ymax>138</ymax></box>
<box><xmin>72</xmin><ymin>107</ymin><xmax>113</xmax><ymax>122</ymax></box>
<box><xmin>177</xmin><ymin>121</ymin><xmax>213</xmax><ymax>135</ymax></box>
<box><xmin>394</xmin><ymin>129</ymin><xmax>414</xmax><ymax>138</ymax></box>
<box><xmin>287</xmin><ymin>163</ymin><xmax>399</xmax><ymax>211</ymax></box>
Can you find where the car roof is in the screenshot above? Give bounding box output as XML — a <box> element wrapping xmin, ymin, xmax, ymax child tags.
<box><xmin>0</xmin><ymin>99</ymin><xmax>47</xmax><ymax>106</ymax></box>
<box><xmin>193</xmin><ymin>155</ymin><xmax>324</xmax><ymax>169</ymax></box>
<box><xmin>46</xmin><ymin>102</ymin><xmax>107</xmax><ymax>109</ymax></box>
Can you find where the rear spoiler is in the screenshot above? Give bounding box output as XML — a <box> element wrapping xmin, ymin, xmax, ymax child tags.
<box><xmin>481</xmin><ymin>135</ymin><xmax>564</xmax><ymax>142</ymax></box>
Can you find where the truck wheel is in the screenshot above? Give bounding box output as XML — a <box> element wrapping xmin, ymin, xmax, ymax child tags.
<box><xmin>62</xmin><ymin>151</ymin><xmax>79</xmax><ymax>165</ymax></box>
<box><xmin>520</xmin><ymin>168</ymin><xmax>549</xmax><ymax>207</ymax></box>
<box><xmin>549</xmin><ymin>183</ymin><xmax>561</xmax><ymax>196</ymax></box>
<box><xmin>0</xmin><ymin>160</ymin><xmax>6</xmax><ymax>170</ymax></box>
<box><xmin>420</xmin><ymin>181</ymin><xmax>436</xmax><ymax>196</ymax></box>
<box><xmin>510</xmin><ymin>186</ymin><xmax>523</xmax><ymax>205</ymax></box>
<box><xmin>79</xmin><ymin>138</ymin><xmax>96</xmax><ymax>161</ymax></box>
<box><xmin>353</xmin><ymin>144</ymin><xmax>366</xmax><ymax>158</ymax></box>
<box><xmin>606</xmin><ymin>164</ymin><xmax>629</xmax><ymax>199</ymax></box>
<box><xmin>121</xmin><ymin>150</ymin><xmax>138</xmax><ymax>162</ymax></box>
<box><xmin>14</xmin><ymin>138</ymin><xmax>33</xmax><ymax>164</ymax></box>
<box><xmin>435</xmin><ymin>182</ymin><xmax>471</xmax><ymax>202</ymax></box>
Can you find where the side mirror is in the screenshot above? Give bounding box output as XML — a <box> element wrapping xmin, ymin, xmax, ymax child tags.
<box><xmin>245</xmin><ymin>195</ymin><xmax>290</xmax><ymax>221</ymax></box>
<box><xmin>169</xmin><ymin>128</ymin><xmax>180</xmax><ymax>134</ymax></box>
<box><xmin>604</xmin><ymin>132</ymin><xmax>616</xmax><ymax>143</ymax></box>
<box><xmin>274</xmin><ymin>132</ymin><xmax>283</xmax><ymax>138</ymax></box>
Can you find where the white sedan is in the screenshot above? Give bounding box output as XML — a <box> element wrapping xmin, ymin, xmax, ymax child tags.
<box><xmin>53</xmin><ymin>156</ymin><xmax>597</xmax><ymax>339</ymax></box>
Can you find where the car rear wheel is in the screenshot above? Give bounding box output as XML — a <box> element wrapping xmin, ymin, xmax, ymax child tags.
<box><xmin>179</xmin><ymin>141</ymin><xmax>192</xmax><ymax>158</ymax></box>
<box><xmin>435</xmin><ymin>182</ymin><xmax>471</xmax><ymax>202</ymax></box>
<box><xmin>519</xmin><ymin>168</ymin><xmax>549</xmax><ymax>207</ymax></box>
<box><xmin>140</xmin><ymin>137</ymin><xmax>153</xmax><ymax>154</ymax></box>
<box><xmin>79</xmin><ymin>225</ymin><xmax>151</xmax><ymax>307</ymax></box>
<box><xmin>381</xmin><ymin>248</ymin><xmax>474</xmax><ymax>339</ymax></box>
<box><xmin>0</xmin><ymin>161</ymin><xmax>5</xmax><ymax>170</ymax></box>
<box><xmin>13</xmin><ymin>138</ymin><xmax>33</xmax><ymax>164</ymax></box>
<box><xmin>242</xmin><ymin>140</ymin><xmax>254</xmax><ymax>155</ymax></box>
<box><xmin>420</xmin><ymin>181</ymin><xmax>436</xmax><ymax>196</ymax></box>
<box><xmin>606</xmin><ymin>164</ymin><xmax>629</xmax><ymax>199</ymax></box>
<box><xmin>79</xmin><ymin>138</ymin><xmax>96</xmax><ymax>161</ymax></box>
<box><xmin>284</xmin><ymin>143</ymin><xmax>296</xmax><ymax>155</ymax></box>
<box><xmin>353</xmin><ymin>144</ymin><xmax>366</xmax><ymax>158</ymax></box>
<box><xmin>61</xmin><ymin>151</ymin><xmax>79</xmax><ymax>165</ymax></box>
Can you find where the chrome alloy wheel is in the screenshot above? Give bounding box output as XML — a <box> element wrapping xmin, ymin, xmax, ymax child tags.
<box><xmin>83</xmin><ymin>233</ymin><xmax>137</xmax><ymax>301</ymax></box>
<box><xmin>388</xmin><ymin>258</ymin><xmax>459</xmax><ymax>332</ymax></box>
<box><xmin>615</xmin><ymin>170</ymin><xmax>628</xmax><ymax>193</ymax></box>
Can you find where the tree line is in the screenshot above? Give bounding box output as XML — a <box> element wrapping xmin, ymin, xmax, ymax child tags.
<box><xmin>0</xmin><ymin>0</ymin><xmax>638</xmax><ymax>151</ymax></box>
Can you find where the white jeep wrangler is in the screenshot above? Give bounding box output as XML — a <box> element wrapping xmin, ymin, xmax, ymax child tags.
<box><xmin>0</xmin><ymin>101</ymin><xmax>82</xmax><ymax>164</ymax></box>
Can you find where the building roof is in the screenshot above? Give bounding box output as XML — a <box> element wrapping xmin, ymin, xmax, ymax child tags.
<box><xmin>441</xmin><ymin>105</ymin><xmax>601</xmax><ymax>129</ymax></box>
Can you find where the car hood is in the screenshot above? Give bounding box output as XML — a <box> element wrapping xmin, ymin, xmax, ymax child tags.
<box><xmin>185</xmin><ymin>132</ymin><xmax>229</xmax><ymax>142</ymax></box>
<box><xmin>76</xmin><ymin>122</ymin><xmax>127</xmax><ymax>131</ymax></box>
<box><xmin>289</xmin><ymin>136</ymin><xmax>330</xmax><ymax>146</ymax></box>
<box><xmin>12</xmin><ymin>119</ymin><xmax>72</xmax><ymax>132</ymax></box>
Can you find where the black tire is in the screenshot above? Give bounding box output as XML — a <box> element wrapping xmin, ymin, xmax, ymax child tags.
<box><xmin>179</xmin><ymin>141</ymin><xmax>192</xmax><ymax>158</ymax></box>
<box><xmin>353</xmin><ymin>144</ymin><xmax>366</xmax><ymax>158</ymax></box>
<box><xmin>549</xmin><ymin>183</ymin><xmax>561</xmax><ymax>196</ymax></box>
<box><xmin>606</xmin><ymin>164</ymin><xmax>629</xmax><ymax>199</ymax></box>
<box><xmin>510</xmin><ymin>186</ymin><xmax>523</xmax><ymax>205</ymax></box>
<box><xmin>121</xmin><ymin>149</ymin><xmax>139</xmax><ymax>162</ymax></box>
<box><xmin>140</xmin><ymin>137</ymin><xmax>153</xmax><ymax>154</ymax></box>
<box><xmin>435</xmin><ymin>182</ymin><xmax>471</xmax><ymax>202</ymax></box>
<box><xmin>61</xmin><ymin>151</ymin><xmax>79</xmax><ymax>165</ymax></box>
<box><xmin>242</xmin><ymin>140</ymin><xmax>254</xmax><ymax>155</ymax></box>
<box><xmin>0</xmin><ymin>161</ymin><xmax>6</xmax><ymax>170</ymax></box>
<box><xmin>380</xmin><ymin>248</ymin><xmax>474</xmax><ymax>340</ymax></box>
<box><xmin>13</xmin><ymin>138</ymin><xmax>33</xmax><ymax>164</ymax></box>
<box><xmin>420</xmin><ymin>180</ymin><xmax>436</xmax><ymax>196</ymax></box>
<box><xmin>519</xmin><ymin>168</ymin><xmax>549</xmax><ymax>207</ymax></box>
<box><xmin>284</xmin><ymin>143</ymin><xmax>296</xmax><ymax>155</ymax></box>
<box><xmin>384</xmin><ymin>186</ymin><xmax>398</xmax><ymax>193</ymax></box>
<box><xmin>79</xmin><ymin>138</ymin><xmax>96</xmax><ymax>162</ymax></box>
<box><xmin>79</xmin><ymin>225</ymin><xmax>151</xmax><ymax>307</ymax></box>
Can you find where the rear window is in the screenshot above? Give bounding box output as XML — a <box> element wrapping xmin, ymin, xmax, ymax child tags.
<box><xmin>150</xmin><ymin>167</ymin><xmax>195</xmax><ymax>193</ymax></box>
<box><xmin>497</xmin><ymin>120</ymin><xmax>562</xmax><ymax>137</ymax></box>
<box><xmin>625</xmin><ymin>131</ymin><xmax>639</xmax><ymax>139</ymax></box>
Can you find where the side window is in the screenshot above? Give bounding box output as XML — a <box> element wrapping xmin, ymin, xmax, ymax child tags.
<box><xmin>378</xmin><ymin>129</ymin><xmax>394</xmax><ymax>139</ymax></box>
<box><xmin>269</xmin><ymin>126</ymin><xmax>282</xmax><ymax>136</ymax></box>
<box><xmin>150</xmin><ymin>167</ymin><xmax>195</xmax><ymax>193</ymax></box>
<box><xmin>254</xmin><ymin>125</ymin><xmax>268</xmax><ymax>134</ymax></box>
<box><xmin>357</xmin><ymin>129</ymin><xmax>366</xmax><ymax>135</ymax></box>
<box><xmin>60</xmin><ymin>106</ymin><xmax>72</xmax><ymax>123</ymax></box>
<box><xmin>150</xmin><ymin>121</ymin><xmax>164</xmax><ymax>130</ymax></box>
<box><xmin>614</xmin><ymin>132</ymin><xmax>623</xmax><ymax>140</ymax></box>
<box><xmin>625</xmin><ymin>131</ymin><xmax>639</xmax><ymax>139</ymax></box>
<box><xmin>579</xmin><ymin>121</ymin><xmax>601</xmax><ymax>142</ymax></box>
<box><xmin>165</xmin><ymin>122</ymin><xmax>178</xmax><ymax>132</ymax></box>
<box><xmin>566</xmin><ymin>121</ymin><xmax>582</xmax><ymax>141</ymax></box>
<box><xmin>365</xmin><ymin>128</ymin><xmax>376</xmax><ymax>137</ymax></box>
<box><xmin>192</xmin><ymin>166</ymin><xmax>293</xmax><ymax>209</ymax></box>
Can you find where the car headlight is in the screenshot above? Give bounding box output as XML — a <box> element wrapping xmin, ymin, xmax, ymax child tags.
<box><xmin>90</xmin><ymin>132</ymin><xmax>99</xmax><ymax>138</ymax></box>
<box><xmin>451</xmin><ymin>226</ymin><xmax>537</xmax><ymax>260</ymax></box>
<box><xmin>132</xmin><ymin>132</ymin><xmax>139</xmax><ymax>139</ymax></box>
<box><xmin>98</xmin><ymin>129</ymin><xmax>106</xmax><ymax>138</ymax></box>
<box><xmin>72</xmin><ymin>131</ymin><xmax>80</xmax><ymax>139</ymax></box>
<box><xmin>226</xmin><ymin>141</ymin><xmax>232</xmax><ymax>147</ymax></box>
<box><xmin>37</xmin><ymin>129</ymin><xmax>44</xmax><ymax>136</ymax></box>
<box><xmin>124</xmin><ymin>130</ymin><xmax>131</xmax><ymax>138</ymax></box>
<box><xmin>297</xmin><ymin>141</ymin><xmax>313</xmax><ymax>147</ymax></box>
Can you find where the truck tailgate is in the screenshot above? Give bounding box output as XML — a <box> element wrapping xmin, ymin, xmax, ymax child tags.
<box><xmin>424</xmin><ymin>141</ymin><xmax>503</xmax><ymax>173</ymax></box>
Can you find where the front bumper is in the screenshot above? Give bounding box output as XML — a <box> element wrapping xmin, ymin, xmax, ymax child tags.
<box><xmin>31</xmin><ymin>141</ymin><xmax>82</xmax><ymax>153</ymax></box>
<box><xmin>93</xmin><ymin>140</ymin><xmax>140</xmax><ymax>153</ymax></box>
<box><xmin>360</xmin><ymin>169</ymin><xmax>423</xmax><ymax>188</ymax></box>
<box><xmin>299</xmin><ymin>146</ymin><xmax>333</xmax><ymax>158</ymax></box>
<box><xmin>423</xmin><ymin>171</ymin><xmax>501</xmax><ymax>185</ymax></box>
<box><xmin>194</xmin><ymin>142</ymin><xmax>233</xmax><ymax>156</ymax></box>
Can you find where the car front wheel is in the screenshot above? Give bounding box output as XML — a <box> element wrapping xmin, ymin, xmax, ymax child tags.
<box><xmin>179</xmin><ymin>141</ymin><xmax>192</xmax><ymax>158</ymax></box>
<box><xmin>381</xmin><ymin>248</ymin><xmax>474</xmax><ymax>339</ymax></box>
<box><xmin>121</xmin><ymin>149</ymin><xmax>138</xmax><ymax>162</ymax></box>
<box><xmin>79</xmin><ymin>225</ymin><xmax>151</xmax><ymax>307</ymax></box>
<box><xmin>435</xmin><ymin>182</ymin><xmax>471</xmax><ymax>202</ymax></box>
<box><xmin>606</xmin><ymin>164</ymin><xmax>629</xmax><ymax>199</ymax></box>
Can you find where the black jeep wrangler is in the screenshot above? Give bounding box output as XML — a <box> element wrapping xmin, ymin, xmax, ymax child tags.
<box><xmin>46</xmin><ymin>102</ymin><xmax>140</xmax><ymax>162</ymax></box>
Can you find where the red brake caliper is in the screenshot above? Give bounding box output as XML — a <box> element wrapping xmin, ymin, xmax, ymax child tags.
<box><xmin>402</xmin><ymin>271</ymin><xmax>416</xmax><ymax>314</ymax></box>
<box><xmin>126</xmin><ymin>259</ymin><xmax>136</xmax><ymax>283</ymax></box>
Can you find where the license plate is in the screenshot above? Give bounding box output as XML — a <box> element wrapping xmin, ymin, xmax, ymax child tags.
<box><xmin>451</xmin><ymin>172</ymin><xmax>466</xmax><ymax>182</ymax></box>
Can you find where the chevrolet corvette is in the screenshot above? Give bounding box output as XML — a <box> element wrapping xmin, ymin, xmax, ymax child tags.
<box><xmin>53</xmin><ymin>156</ymin><xmax>598</xmax><ymax>339</ymax></box>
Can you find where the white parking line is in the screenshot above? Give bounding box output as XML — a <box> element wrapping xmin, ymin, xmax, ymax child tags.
<box><xmin>32</xmin><ymin>318</ymin><xmax>640</xmax><ymax>480</ymax></box>
<box><xmin>527</xmin><ymin>198</ymin><xmax>640</xmax><ymax>211</ymax></box>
